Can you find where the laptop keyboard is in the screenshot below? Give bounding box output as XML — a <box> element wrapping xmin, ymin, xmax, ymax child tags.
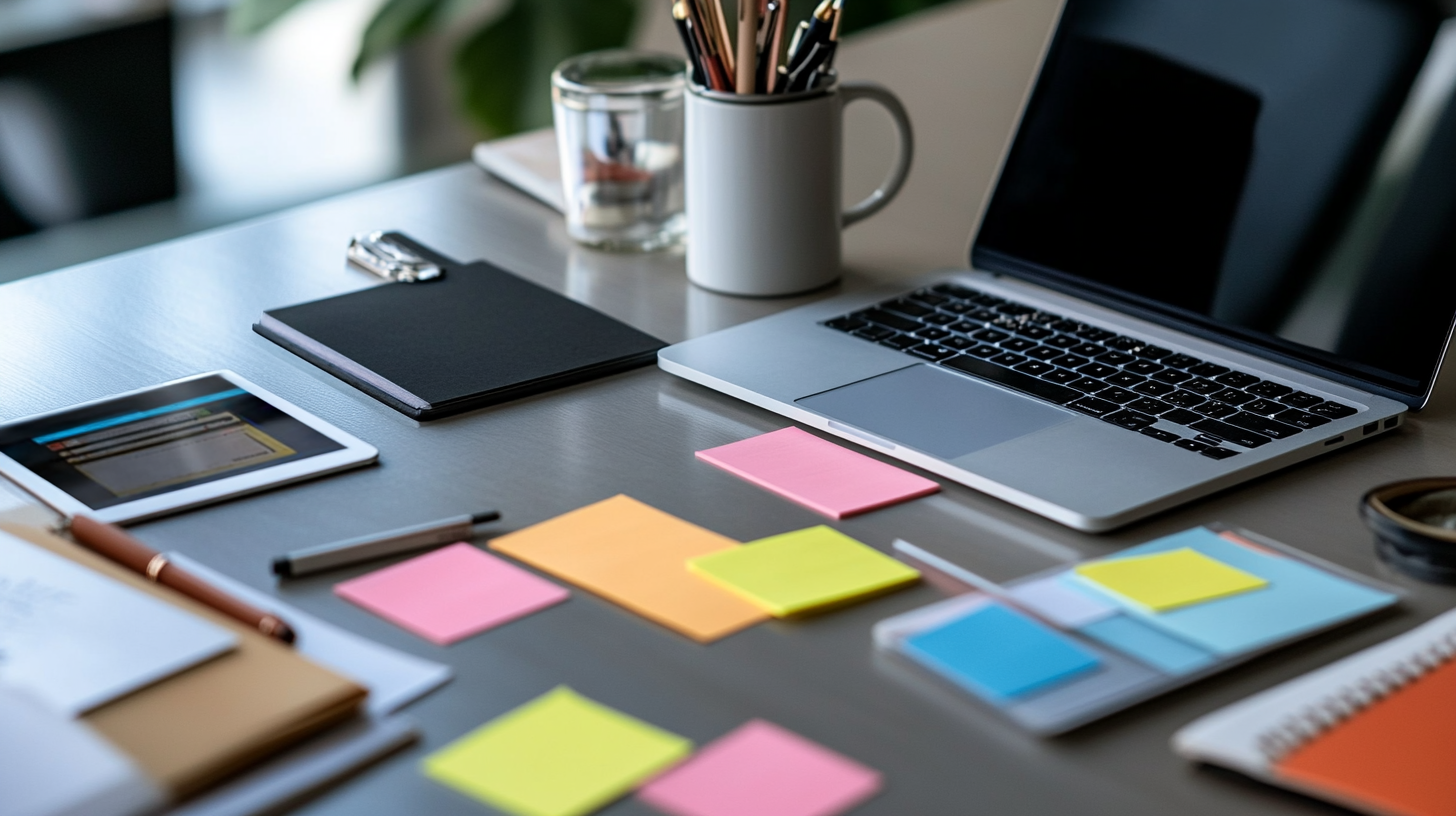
<box><xmin>822</xmin><ymin>283</ymin><xmax>1360</xmax><ymax>460</ymax></box>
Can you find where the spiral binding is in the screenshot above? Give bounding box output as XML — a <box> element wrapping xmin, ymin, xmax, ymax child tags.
<box><xmin>1256</xmin><ymin>626</ymin><xmax>1456</xmax><ymax>760</ymax></box>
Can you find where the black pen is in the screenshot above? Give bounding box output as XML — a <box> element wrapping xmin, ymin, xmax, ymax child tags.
<box><xmin>673</xmin><ymin>1</ymin><xmax>708</xmax><ymax>87</ymax></box>
<box><xmin>272</xmin><ymin>510</ymin><xmax>501</xmax><ymax>578</ymax></box>
<box><xmin>786</xmin><ymin>41</ymin><xmax>831</xmax><ymax>92</ymax></box>
<box><xmin>787</xmin><ymin>0</ymin><xmax>834</xmax><ymax>74</ymax></box>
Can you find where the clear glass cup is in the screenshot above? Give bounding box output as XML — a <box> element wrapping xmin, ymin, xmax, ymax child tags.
<box><xmin>551</xmin><ymin>50</ymin><xmax>687</xmax><ymax>252</ymax></box>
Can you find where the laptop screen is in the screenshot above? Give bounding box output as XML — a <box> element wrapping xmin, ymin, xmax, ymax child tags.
<box><xmin>972</xmin><ymin>0</ymin><xmax>1455</xmax><ymax>406</ymax></box>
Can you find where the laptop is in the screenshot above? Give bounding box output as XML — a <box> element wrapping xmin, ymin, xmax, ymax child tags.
<box><xmin>659</xmin><ymin>0</ymin><xmax>1456</xmax><ymax>531</ymax></box>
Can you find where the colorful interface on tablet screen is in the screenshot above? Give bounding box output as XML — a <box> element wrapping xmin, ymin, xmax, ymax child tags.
<box><xmin>0</xmin><ymin>376</ymin><xmax>344</xmax><ymax>509</ymax></box>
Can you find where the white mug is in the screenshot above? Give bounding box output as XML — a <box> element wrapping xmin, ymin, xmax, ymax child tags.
<box><xmin>685</xmin><ymin>79</ymin><xmax>914</xmax><ymax>297</ymax></box>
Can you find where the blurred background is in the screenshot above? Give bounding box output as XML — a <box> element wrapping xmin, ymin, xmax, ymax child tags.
<box><xmin>0</xmin><ymin>0</ymin><xmax>957</xmax><ymax>285</ymax></box>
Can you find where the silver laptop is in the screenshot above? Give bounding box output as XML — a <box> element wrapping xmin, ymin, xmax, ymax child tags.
<box><xmin>661</xmin><ymin>0</ymin><xmax>1456</xmax><ymax>531</ymax></box>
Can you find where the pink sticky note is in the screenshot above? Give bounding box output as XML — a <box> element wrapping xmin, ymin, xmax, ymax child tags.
<box><xmin>334</xmin><ymin>543</ymin><xmax>568</xmax><ymax>645</ymax></box>
<box><xmin>638</xmin><ymin>720</ymin><xmax>882</xmax><ymax>816</ymax></box>
<box><xmin>696</xmin><ymin>427</ymin><xmax>939</xmax><ymax>519</ymax></box>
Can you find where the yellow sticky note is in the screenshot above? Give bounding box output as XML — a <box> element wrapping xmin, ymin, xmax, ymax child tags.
<box><xmin>489</xmin><ymin>495</ymin><xmax>767</xmax><ymax>642</ymax></box>
<box><xmin>687</xmin><ymin>526</ymin><xmax>920</xmax><ymax>616</ymax></box>
<box><xmin>1075</xmin><ymin>548</ymin><xmax>1269</xmax><ymax>612</ymax></box>
<box><xmin>423</xmin><ymin>686</ymin><xmax>692</xmax><ymax>816</ymax></box>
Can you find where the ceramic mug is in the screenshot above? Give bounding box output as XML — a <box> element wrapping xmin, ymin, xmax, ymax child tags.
<box><xmin>685</xmin><ymin>79</ymin><xmax>914</xmax><ymax>296</ymax></box>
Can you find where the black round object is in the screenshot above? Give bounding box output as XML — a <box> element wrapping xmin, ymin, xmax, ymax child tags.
<box><xmin>1361</xmin><ymin>478</ymin><xmax>1456</xmax><ymax>584</ymax></box>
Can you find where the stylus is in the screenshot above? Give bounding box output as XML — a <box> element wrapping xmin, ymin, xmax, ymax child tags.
<box><xmin>272</xmin><ymin>510</ymin><xmax>501</xmax><ymax>579</ymax></box>
<box><xmin>64</xmin><ymin>514</ymin><xmax>298</xmax><ymax>645</ymax></box>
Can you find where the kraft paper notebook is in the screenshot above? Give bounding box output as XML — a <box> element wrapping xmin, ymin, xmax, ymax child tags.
<box><xmin>254</xmin><ymin>234</ymin><xmax>665</xmax><ymax>421</ymax></box>
<box><xmin>1175</xmin><ymin>607</ymin><xmax>1456</xmax><ymax>816</ymax></box>
<box><xmin>0</xmin><ymin>524</ymin><xmax>367</xmax><ymax>801</ymax></box>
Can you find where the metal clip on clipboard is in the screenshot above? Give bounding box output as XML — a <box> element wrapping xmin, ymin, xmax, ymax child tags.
<box><xmin>347</xmin><ymin>231</ymin><xmax>443</xmax><ymax>283</ymax></box>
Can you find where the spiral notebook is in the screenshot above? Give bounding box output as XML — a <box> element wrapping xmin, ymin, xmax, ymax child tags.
<box><xmin>1174</xmin><ymin>607</ymin><xmax>1456</xmax><ymax>816</ymax></box>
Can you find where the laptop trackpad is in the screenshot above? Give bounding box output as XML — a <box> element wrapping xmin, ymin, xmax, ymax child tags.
<box><xmin>796</xmin><ymin>364</ymin><xmax>1072</xmax><ymax>460</ymax></box>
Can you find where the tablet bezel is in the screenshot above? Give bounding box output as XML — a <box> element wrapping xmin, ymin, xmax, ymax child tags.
<box><xmin>0</xmin><ymin>371</ymin><xmax>379</xmax><ymax>524</ymax></box>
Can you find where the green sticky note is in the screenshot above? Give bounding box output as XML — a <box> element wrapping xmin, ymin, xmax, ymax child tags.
<box><xmin>422</xmin><ymin>686</ymin><xmax>692</xmax><ymax>816</ymax></box>
<box><xmin>687</xmin><ymin>526</ymin><xmax>920</xmax><ymax>616</ymax></box>
<box><xmin>1074</xmin><ymin>548</ymin><xmax>1268</xmax><ymax>612</ymax></box>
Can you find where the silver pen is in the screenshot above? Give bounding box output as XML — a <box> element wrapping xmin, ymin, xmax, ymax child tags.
<box><xmin>272</xmin><ymin>510</ymin><xmax>500</xmax><ymax>578</ymax></box>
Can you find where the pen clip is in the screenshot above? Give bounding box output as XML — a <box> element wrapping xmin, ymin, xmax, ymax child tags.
<box><xmin>347</xmin><ymin>231</ymin><xmax>444</xmax><ymax>284</ymax></box>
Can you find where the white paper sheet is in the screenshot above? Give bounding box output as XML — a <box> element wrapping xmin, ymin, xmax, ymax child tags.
<box><xmin>0</xmin><ymin>684</ymin><xmax>165</xmax><ymax>816</ymax></box>
<box><xmin>166</xmin><ymin>554</ymin><xmax>452</xmax><ymax>715</ymax></box>
<box><xmin>0</xmin><ymin>532</ymin><xmax>237</xmax><ymax>715</ymax></box>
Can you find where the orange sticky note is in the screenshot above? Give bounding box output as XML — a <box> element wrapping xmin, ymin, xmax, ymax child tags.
<box><xmin>489</xmin><ymin>496</ymin><xmax>767</xmax><ymax>642</ymax></box>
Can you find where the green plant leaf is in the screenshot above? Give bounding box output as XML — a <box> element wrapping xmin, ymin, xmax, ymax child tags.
<box><xmin>454</xmin><ymin>0</ymin><xmax>637</xmax><ymax>137</ymax></box>
<box><xmin>352</xmin><ymin>0</ymin><xmax>454</xmax><ymax>80</ymax></box>
<box><xmin>227</xmin><ymin>0</ymin><xmax>315</xmax><ymax>35</ymax></box>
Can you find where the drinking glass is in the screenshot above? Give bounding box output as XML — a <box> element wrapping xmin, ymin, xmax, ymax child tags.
<box><xmin>551</xmin><ymin>50</ymin><xmax>687</xmax><ymax>252</ymax></box>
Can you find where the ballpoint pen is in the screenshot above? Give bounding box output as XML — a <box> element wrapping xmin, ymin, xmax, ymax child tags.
<box><xmin>757</xmin><ymin>0</ymin><xmax>787</xmax><ymax>94</ymax></box>
<box><xmin>272</xmin><ymin>510</ymin><xmax>502</xmax><ymax>578</ymax></box>
<box><xmin>65</xmin><ymin>514</ymin><xmax>298</xmax><ymax>644</ymax></box>
<box><xmin>684</xmin><ymin>0</ymin><xmax>732</xmax><ymax>90</ymax></box>
<box><xmin>787</xmin><ymin>0</ymin><xmax>834</xmax><ymax>74</ymax></box>
<box><xmin>673</xmin><ymin>0</ymin><xmax>708</xmax><ymax>87</ymax></box>
<box><xmin>786</xmin><ymin>41</ymin><xmax>830</xmax><ymax>92</ymax></box>
<box><xmin>786</xmin><ymin>19</ymin><xmax>811</xmax><ymax>73</ymax></box>
<box><xmin>705</xmin><ymin>0</ymin><xmax>736</xmax><ymax>78</ymax></box>
<box><xmin>736</xmin><ymin>0</ymin><xmax>760</xmax><ymax>92</ymax></box>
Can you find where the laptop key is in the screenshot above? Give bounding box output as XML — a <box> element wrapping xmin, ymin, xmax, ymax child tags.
<box><xmin>1279</xmin><ymin>391</ymin><xmax>1322</xmax><ymax>409</ymax></box>
<box><xmin>1274</xmin><ymin>408</ymin><xmax>1331</xmax><ymax>429</ymax></box>
<box><xmin>1183</xmin><ymin>378</ymin><xmax>1223</xmax><ymax>395</ymax></box>
<box><xmin>1105</xmin><ymin>372</ymin><xmax>1146</xmax><ymax>388</ymax></box>
<box><xmin>990</xmin><ymin>352</ymin><xmax>1027</xmax><ymax>366</ymax></box>
<box><xmin>854</xmin><ymin>326</ymin><xmax>894</xmax><ymax>341</ymax></box>
<box><xmin>943</xmin><ymin>336</ymin><xmax>976</xmax><ymax>350</ymax></box>
<box><xmin>1214</xmin><ymin>371</ymin><xmax>1260</xmax><ymax>388</ymax></box>
<box><xmin>1000</xmin><ymin>338</ymin><xmax>1037</xmax><ymax>352</ymax></box>
<box><xmin>1133</xmin><ymin>380</ymin><xmax>1177</xmax><ymax>397</ymax></box>
<box><xmin>1052</xmin><ymin>353</ymin><xmax>1090</xmax><ymax>368</ymax></box>
<box><xmin>1042</xmin><ymin>368</ymin><xmax>1081</xmax><ymax>384</ymax></box>
<box><xmin>1212</xmin><ymin>387</ymin><xmax>1255</xmax><ymax>405</ymax></box>
<box><xmin>1070</xmin><ymin>342</ymin><xmax>1107</xmax><ymax>357</ymax></box>
<box><xmin>1243</xmin><ymin>398</ymin><xmax>1284</xmax><ymax>416</ymax></box>
<box><xmin>1097</xmin><ymin>387</ymin><xmax>1138</xmax><ymax>404</ymax></box>
<box><xmin>997</xmin><ymin>303</ymin><xmax>1036</xmax><ymax>316</ymax></box>
<box><xmin>1045</xmin><ymin>334</ymin><xmax>1081</xmax><ymax>349</ymax></box>
<box><xmin>932</xmin><ymin>283</ymin><xmax>980</xmax><ymax>299</ymax></box>
<box><xmin>1105</xmin><ymin>336</ymin><xmax>1143</xmax><ymax>352</ymax></box>
<box><xmin>1133</xmin><ymin>344</ymin><xmax>1173</xmax><ymax>360</ymax></box>
<box><xmin>1076</xmin><ymin>327</ymin><xmax>1116</xmax><ymax>342</ymax></box>
<box><xmin>967</xmin><ymin>308</ymin><xmax>1000</xmax><ymax>322</ymax></box>
<box><xmin>1246</xmin><ymin>381</ymin><xmax>1294</xmax><ymax>399</ymax></box>
<box><xmin>1127</xmin><ymin>397</ymin><xmax>1172</xmax><ymax>415</ymax></box>
<box><xmin>1107</xmin><ymin>410</ymin><xmax>1157</xmax><ymax>430</ymax></box>
<box><xmin>1124</xmin><ymin>360</ymin><xmax>1164</xmax><ymax>375</ymax></box>
<box><xmin>1068</xmin><ymin>377</ymin><xmax>1106</xmax><ymax>393</ymax></box>
<box><xmin>1187</xmin><ymin>362</ymin><xmax>1231</xmax><ymax>378</ymax></box>
<box><xmin>967</xmin><ymin>344</ymin><xmax>1001</xmax><ymax>358</ymax></box>
<box><xmin>1162</xmin><ymin>408</ymin><xmax>1204</xmax><ymax>426</ymax></box>
<box><xmin>1015</xmin><ymin>361</ymin><xmax>1056</xmax><ymax>376</ymax></box>
<box><xmin>1161</xmin><ymin>353</ymin><xmax>1202</xmax><ymax>370</ymax></box>
<box><xmin>1174</xmin><ymin>439</ymin><xmax>1210</xmax><ymax>453</ymax></box>
<box><xmin>1309</xmin><ymin>401</ymin><xmax>1359</xmax><ymax>419</ymax></box>
<box><xmin>916</xmin><ymin>327</ymin><xmax>951</xmax><ymax>340</ymax></box>
<box><xmin>1015</xmin><ymin>325</ymin><xmax>1054</xmax><ymax>340</ymax></box>
<box><xmin>1202</xmin><ymin>447</ymin><xmax>1240</xmax><ymax>460</ymax></box>
<box><xmin>1189</xmin><ymin>418</ymin><xmax>1273</xmax><ymax>448</ymax></box>
<box><xmin>1078</xmin><ymin>362</ymin><xmax>1119</xmax><ymax>378</ymax></box>
<box><xmin>880</xmin><ymin>334</ymin><xmax>918</xmax><ymax>350</ymax></box>
<box><xmin>1140</xmin><ymin>427</ymin><xmax>1179</xmax><ymax>442</ymax></box>
<box><xmin>1194</xmin><ymin>433</ymin><xmax>1226</xmax><ymax>446</ymax></box>
<box><xmin>1069</xmin><ymin>396</ymin><xmax>1120</xmax><ymax>417</ymax></box>
<box><xmin>1227</xmin><ymin>412</ymin><xmax>1301</xmax><ymax>439</ymax></box>
<box><xmin>887</xmin><ymin>300</ymin><xmax>935</xmax><ymax>318</ymax></box>
<box><xmin>863</xmin><ymin>309</ymin><xmax>922</xmax><ymax>332</ymax></box>
<box><xmin>1164</xmin><ymin>390</ymin><xmax>1206</xmax><ymax>409</ymax></box>
<box><xmin>939</xmin><ymin>355</ymin><xmax>1082</xmax><ymax>404</ymax></box>
<box><xmin>1096</xmin><ymin>350</ymin><xmax>1137</xmax><ymax>366</ymax></box>
<box><xmin>948</xmin><ymin>320</ymin><xmax>982</xmax><ymax>334</ymax></box>
<box><xmin>1049</xmin><ymin>319</ymin><xmax>1083</xmax><ymax>332</ymax></box>
<box><xmin>1152</xmin><ymin>369</ymin><xmax>1193</xmax><ymax>384</ymax></box>
<box><xmin>1025</xmin><ymin>346</ymin><xmax>1064</xmax><ymax>362</ymax></box>
<box><xmin>825</xmin><ymin>317</ymin><xmax>867</xmax><ymax>332</ymax></box>
<box><xmin>921</xmin><ymin>312</ymin><xmax>958</xmax><ymax>326</ymax></box>
<box><xmin>909</xmin><ymin>344</ymin><xmax>957</xmax><ymax>361</ymax></box>
<box><xmin>973</xmin><ymin>328</ymin><xmax>1011</xmax><ymax>342</ymax></box>
<box><xmin>1194</xmin><ymin>401</ymin><xmax>1238</xmax><ymax>419</ymax></box>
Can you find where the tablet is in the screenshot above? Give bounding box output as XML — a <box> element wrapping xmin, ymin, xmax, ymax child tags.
<box><xmin>0</xmin><ymin>371</ymin><xmax>378</xmax><ymax>524</ymax></box>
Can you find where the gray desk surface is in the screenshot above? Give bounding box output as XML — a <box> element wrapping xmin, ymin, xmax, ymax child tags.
<box><xmin>3</xmin><ymin>1</ymin><xmax>1456</xmax><ymax>813</ymax></box>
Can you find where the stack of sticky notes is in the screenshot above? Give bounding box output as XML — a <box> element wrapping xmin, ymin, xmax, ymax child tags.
<box><xmin>334</xmin><ymin>542</ymin><xmax>570</xmax><ymax>645</ymax></box>
<box><xmin>688</xmin><ymin>526</ymin><xmax>920</xmax><ymax>617</ymax></box>
<box><xmin>424</xmin><ymin>688</ymin><xmax>884</xmax><ymax>816</ymax></box>
<box><xmin>489</xmin><ymin>495</ymin><xmax>768</xmax><ymax>642</ymax></box>
<box><xmin>696</xmin><ymin>428</ymin><xmax>939</xmax><ymax>519</ymax></box>
<box><xmin>1073</xmin><ymin>547</ymin><xmax>1269</xmax><ymax>612</ymax></box>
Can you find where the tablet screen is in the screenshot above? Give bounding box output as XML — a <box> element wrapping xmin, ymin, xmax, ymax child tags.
<box><xmin>0</xmin><ymin>375</ymin><xmax>345</xmax><ymax>510</ymax></box>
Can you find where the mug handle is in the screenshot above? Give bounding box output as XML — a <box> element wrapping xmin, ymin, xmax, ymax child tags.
<box><xmin>839</xmin><ymin>81</ymin><xmax>915</xmax><ymax>227</ymax></box>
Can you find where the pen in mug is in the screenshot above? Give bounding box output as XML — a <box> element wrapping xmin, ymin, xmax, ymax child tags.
<box><xmin>788</xmin><ymin>0</ymin><xmax>834</xmax><ymax>73</ymax></box>
<box><xmin>673</xmin><ymin>1</ymin><xmax>708</xmax><ymax>87</ymax></box>
<box><xmin>757</xmin><ymin>0</ymin><xmax>788</xmax><ymax>94</ymax></box>
<box><xmin>736</xmin><ymin>0</ymin><xmax>760</xmax><ymax>93</ymax></box>
<box><xmin>704</xmin><ymin>0</ymin><xmax>736</xmax><ymax>77</ymax></box>
<box><xmin>685</xmin><ymin>0</ymin><xmax>732</xmax><ymax>90</ymax></box>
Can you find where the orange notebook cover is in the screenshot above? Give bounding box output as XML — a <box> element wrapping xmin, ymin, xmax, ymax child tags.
<box><xmin>1275</xmin><ymin>657</ymin><xmax>1456</xmax><ymax>816</ymax></box>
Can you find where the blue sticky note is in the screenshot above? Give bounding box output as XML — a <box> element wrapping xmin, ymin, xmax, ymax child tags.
<box><xmin>902</xmin><ymin>602</ymin><xmax>1102</xmax><ymax>701</ymax></box>
<box><xmin>1074</xmin><ymin>529</ymin><xmax>1397</xmax><ymax>656</ymax></box>
<box><xmin>1080</xmin><ymin>615</ymin><xmax>1215</xmax><ymax>675</ymax></box>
